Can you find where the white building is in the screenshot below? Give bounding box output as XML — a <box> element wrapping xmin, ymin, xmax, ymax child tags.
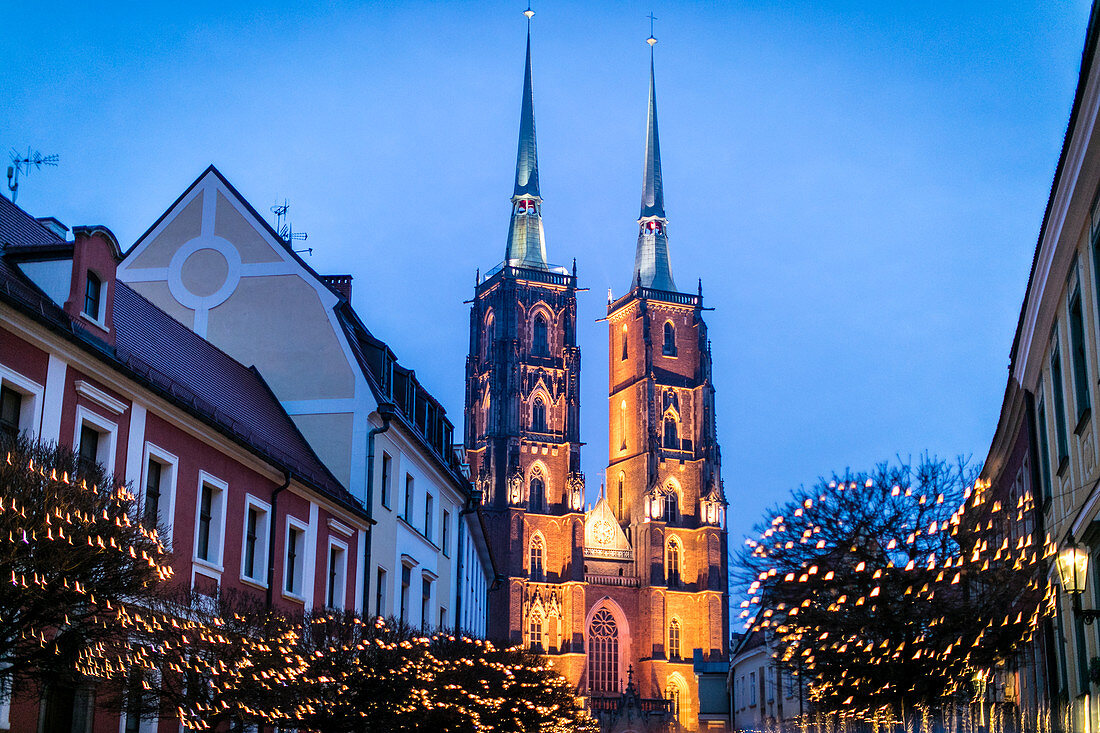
<box><xmin>115</xmin><ymin>166</ymin><xmax>496</xmax><ymax>635</ymax></box>
<box><xmin>730</xmin><ymin>632</ymin><xmax>801</xmax><ymax>732</ymax></box>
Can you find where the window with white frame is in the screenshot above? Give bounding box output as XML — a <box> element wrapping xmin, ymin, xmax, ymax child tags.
<box><xmin>194</xmin><ymin>473</ymin><xmax>227</xmax><ymax>567</ymax></box>
<box><xmin>0</xmin><ymin>366</ymin><xmax>42</xmax><ymax>442</ymax></box>
<box><xmin>327</xmin><ymin>539</ymin><xmax>348</xmax><ymax>609</ymax></box>
<box><xmin>240</xmin><ymin>496</ymin><xmax>270</xmax><ymax>585</ymax></box>
<box><xmin>284</xmin><ymin>518</ymin><xmax>309</xmax><ymax>599</ymax></box>
<box><xmin>381</xmin><ymin>452</ymin><xmax>392</xmax><ymax>509</ymax></box>
<box><xmin>404</xmin><ymin>474</ymin><xmax>414</xmax><ymax>522</ymax></box>
<box><xmin>424</xmin><ymin>493</ymin><xmax>434</xmax><ymax>540</ymax></box>
<box><xmin>376</xmin><ymin>567</ymin><xmax>388</xmax><ymax>618</ymax></box>
<box><xmin>442</xmin><ymin>510</ymin><xmax>451</xmax><ymax>556</ymax></box>
<box><xmin>421</xmin><ymin>576</ymin><xmax>433</xmax><ymax>630</ymax></box>
<box><xmin>139</xmin><ymin>444</ymin><xmax>177</xmax><ymax>544</ymax></box>
<box><xmin>73</xmin><ymin>407</ymin><xmax>117</xmax><ymax>476</ymax></box>
<box><xmin>83</xmin><ymin>271</ymin><xmax>103</xmax><ymax>321</ymax></box>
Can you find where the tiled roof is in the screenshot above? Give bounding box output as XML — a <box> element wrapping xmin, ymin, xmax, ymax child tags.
<box><xmin>0</xmin><ymin>195</ymin><xmax>65</xmax><ymax>248</ymax></box>
<box><xmin>0</xmin><ymin>195</ymin><xmax>358</xmax><ymax>514</ymax></box>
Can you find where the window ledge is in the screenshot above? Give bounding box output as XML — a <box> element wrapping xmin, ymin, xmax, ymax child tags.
<box><xmin>397</xmin><ymin>515</ymin><xmax>441</xmax><ymax>552</ymax></box>
<box><xmin>79</xmin><ymin>311</ymin><xmax>110</xmax><ymax>333</ymax></box>
<box><xmin>281</xmin><ymin>590</ymin><xmax>307</xmax><ymax>605</ymax></box>
<box><xmin>1058</xmin><ymin>456</ymin><xmax>1070</xmax><ymax>477</ymax></box>
<box><xmin>192</xmin><ymin>557</ymin><xmax>224</xmax><ymax>575</ymax></box>
<box><xmin>1075</xmin><ymin>408</ymin><xmax>1092</xmax><ymax>436</ymax></box>
<box><xmin>240</xmin><ymin>575</ymin><xmax>269</xmax><ymax>591</ymax></box>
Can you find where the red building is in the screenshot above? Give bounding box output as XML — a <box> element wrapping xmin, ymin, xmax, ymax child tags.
<box><xmin>0</xmin><ymin>193</ymin><xmax>370</xmax><ymax>731</ymax></box>
<box><xmin>464</xmin><ymin>22</ymin><xmax>729</xmax><ymax>731</ymax></box>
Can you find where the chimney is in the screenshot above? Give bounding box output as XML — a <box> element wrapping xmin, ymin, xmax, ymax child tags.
<box><xmin>322</xmin><ymin>274</ymin><xmax>353</xmax><ymax>301</ymax></box>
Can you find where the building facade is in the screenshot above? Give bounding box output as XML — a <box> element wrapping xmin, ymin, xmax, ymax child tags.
<box><xmin>729</xmin><ymin>632</ymin><xmax>801</xmax><ymax>732</ymax></box>
<box><xmin>463</xmin><ymin>24</ymin><xmax>729</xmax><ymax>731</ymax></box>
<box><xmin>980</xmin><ymin>1</ymin><xmax>1100</xmax><ymax>729</ymax></box>
<box><xmin>0</xmin><ymin>194</ymin><xmax>371</xmax><ymax>731</ymax></box>
<box><xmin>113</xmin><ymin>167</ymin><xmax>495</xmax><ymax>638</ymax></box>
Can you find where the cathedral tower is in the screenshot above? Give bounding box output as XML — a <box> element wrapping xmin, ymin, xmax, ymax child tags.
<box><xmin>464</xmin><ymin>19</ymin><xmax>729</xmax><ymax>731</ymax></box>
<box><xmin>599</xmin><ymin>37</ymin><xmax>730</xmax><ymax>728</ymax></box>
<box><xmin>463</xmin><ymin>13</ymin><xmax>587</xmax><ymax>662</ymax></box>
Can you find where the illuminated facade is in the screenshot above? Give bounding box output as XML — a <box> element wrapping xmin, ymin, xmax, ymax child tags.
<box><xmin>464</xmin><ymin>23</ymin><xmax>729</xmax><ymax>731</ymax></box>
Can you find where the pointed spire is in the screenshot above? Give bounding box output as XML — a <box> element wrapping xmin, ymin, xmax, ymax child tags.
<box><xmin>505</xmin><ymin>10</ymin><xmax>549</xmax><ymax>269</ymax></box>
<box><xmin>631</xmin><ymin>35</ymin><xmax>676</xmax><ymax>292</ymax></box>
<box><xmin>514</xmin><ymin>25</ymin><xmax>540</xmax><ymax>198</ymax></box>
<box><xmin>640</xmin><ymin>50</ymin><xmax>664</xmax><ymax>219</ymax></box>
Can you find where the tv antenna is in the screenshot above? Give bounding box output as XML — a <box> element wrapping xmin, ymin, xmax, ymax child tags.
<box><xmin>7</xmin><ymin>148</ymin><xmax>59</xmax><ymax>204</ymax></box>
<box><xmin>270</xmin><ymin>199</ymin><xmax>310</xmax><ymax>255</ymax></box>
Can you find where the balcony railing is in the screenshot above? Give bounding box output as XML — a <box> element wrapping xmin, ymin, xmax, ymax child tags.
<box><xmin>587</xmin><ymin>695</ymin><xmax>672</xmax><ymax>715</ymax></box>
<box><xmin>584</xmin><ymin>573</ymin><xmax>638</xmax><ymax>587</ymax></box>
<box><xmin>608</xmin><ymin>285</ymin><xmax>702</xmax><ymax>313</ymax></box>
<box><xmin>480</xmin><ymin>262</ymin><xmax>576</xmax><ymax>290</ymax></box>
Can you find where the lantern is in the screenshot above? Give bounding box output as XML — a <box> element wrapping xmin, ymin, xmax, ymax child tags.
<box><xmin>1056</xmin><ymin>544</ymin><xmax>1100</xmax><ymax>624</ymax></box>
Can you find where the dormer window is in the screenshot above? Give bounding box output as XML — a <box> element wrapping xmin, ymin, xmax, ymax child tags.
<box><xmin>83</xmin><ymin>272</ymin><xmax>102</xmax><ymax>320</ymax></box>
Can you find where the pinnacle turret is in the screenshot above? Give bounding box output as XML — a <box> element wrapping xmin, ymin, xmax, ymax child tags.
<box><xmin>631</xmin><ymin>43</ymin><xmax>676</xmax><ymax>292</ymax></box>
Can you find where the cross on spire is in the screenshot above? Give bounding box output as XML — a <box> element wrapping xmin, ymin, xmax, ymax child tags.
<box><xmin>647</xmin><ymin>12</ymin><xmax>657</xmax><ymax>46</ymax></box>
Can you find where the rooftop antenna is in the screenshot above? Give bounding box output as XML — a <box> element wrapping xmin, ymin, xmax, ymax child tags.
<box><xmin>7</xmin><ymin>147</ymin><xmax>59</xmax><ymax>204</ymax></box>
<box><xmin>270</xmin><ymin>199</ymin><xmax>310</xmax><ymax>255</ymax></box>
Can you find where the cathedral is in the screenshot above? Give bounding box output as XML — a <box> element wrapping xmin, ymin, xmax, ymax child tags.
<box><xmin>463</xmin><ymin>16</ymin><xmax>729</xmax><ymax>732</ymax></box>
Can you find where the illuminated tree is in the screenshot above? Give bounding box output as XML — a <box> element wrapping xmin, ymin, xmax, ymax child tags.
<box><xmin>287</xmin><ymin>613</ymin><xmax>598</xmax><ymax>733</ymax></box>
<box><xmin>735</xmin><ymin>456</ymin><xmax>1045</xmax><ymax>719</ymax></box>
<box><xmin>0</xmin><ymin>434</ymin><xmax>172</xmax><ymax>690</ymax></box>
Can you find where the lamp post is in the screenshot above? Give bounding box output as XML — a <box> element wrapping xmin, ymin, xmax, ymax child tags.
<box><xmin>1056</xmin><ymin>544</ymin><xmax>1100</xmax><ymax>624</ymax></box>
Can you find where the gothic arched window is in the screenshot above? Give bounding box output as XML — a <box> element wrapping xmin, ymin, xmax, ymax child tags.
<box><xmin>484</xmin><ymin>312</ymin><xmax>495</xmax><ymax>359</ymax></box>
<box><xmin>664</xmin><ymin>486</ymin><xmax>680</xmax><ymax>524</ymax></box>
<box><xmin>666</xmin><ymin>537</ymin><xmax>681</xmax><ymax>588</ymax></box>
<box><xmin>532</xmin><ymin>396</ymin><xmax>547</xmax><ymax>433</ymax></box>
<box><xmin>588</xmin><ymin>609</ymin><xmax>619</xmax><ymax>693</ymax></box>
<box><xmin>529</xmin><ymin>612</ymin><xmax>543</xmax><ymax>651</ymax></box>
<box><xmin>666</xmin><ymin>680</ymin><xmax>683</xmax><ymax>720</ymax></box>
<box><xmin>621</xmin><ymin>324</ymin><xmax>628</xmax><ymax>361</ymax></box>
<box><xmin>529</xmin><ymin>471</ymin><xmax>545</xmax><ymax>512</ymax></box>
<box><xmin>533</xmin><ymin>314</ymin><xmax>549</xmax><ymax>356</ymax></box>
<box><xmin>617</xmin><ymin>472</ymin><xmax>625</xmax><ymax>520</ymax></box>
<box><xmin>663</xmin><ymin>321</ymin><xmax>677</xmax><ymax>356</ymax></box>
<box><xmin>668</xmin><ymin>618</ymin><xmax>681</xmax><ymax>660</ymax></box>
<box><xmin>529</xmin><ymin>534</ymin><xmax>545</xmax><ymax>581</ymax></box>
<box><xmin>619</xmin><ymin>400</ymin><xmax>627</xmax><ymax>451</ymax></box>
<box><xmin>663</xmin><ymin>417</ymin><xmax>679</xmax><ymax>450</ymax></box>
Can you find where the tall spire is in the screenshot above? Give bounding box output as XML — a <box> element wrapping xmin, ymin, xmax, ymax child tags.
<box><xmin>514</xmin><ymin>22</ymin><xmax>539</xmax><ymax>198</ymax></box>
<box><xmin>640</xmin><ymin>48</ymin><xmax>664</xmax><ymax>219</ymax></box>
<box><xmin>505</xmin><ymin>7</ymin><xmax>549</xmax><ymax>269</ymax></box>
<box><xmin>632</xmin><ymin>32</ymin><xmax>676</xmax><ymax>292</ymax></box>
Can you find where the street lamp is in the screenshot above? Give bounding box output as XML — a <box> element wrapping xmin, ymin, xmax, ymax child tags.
<box><xmin>1056</xmin><ymin>545</ymin><xmax>1100</xmax><ymax>624</ymax></box>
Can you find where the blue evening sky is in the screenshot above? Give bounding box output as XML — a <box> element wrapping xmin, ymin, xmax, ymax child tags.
<box><xmin>1</xmin><ymin>1</ymin><xmax>1092</xmax><ymax>557</ymax></box>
